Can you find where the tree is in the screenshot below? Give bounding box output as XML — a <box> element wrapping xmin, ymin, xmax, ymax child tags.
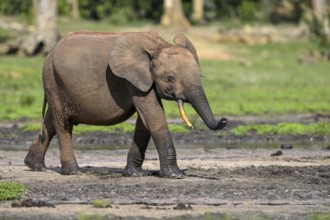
<box><xmin>160</xmin><ymin>0</ymin><xmax>190</xmax><ymax>31</ymax></box>
<box><xmin>21</xmin><ymin>0</ymin><xmax>59</xmax><ymax>55</ymax></box>
<box><xmin>312</xmin><ymin>0</ymin><xmax>329</xmax><ymax>35</ymax></box>
<box><xmin>191</xmin><ymin>0</ymin><xmax>204</xmax><ymax>24</ymax></box>
<box><xmin>68</xmin><ymin>0</ymin><xmax>80</xmax><ymax>19</ymax></box>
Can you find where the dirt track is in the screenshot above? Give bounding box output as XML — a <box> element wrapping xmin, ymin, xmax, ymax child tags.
<box><xmin>1</xmin><ymin>115</ymin><xmax>330</xmax><ymax>219</ymax></box>
<box><xmin>1</xmin><ymin>141</ymin><xmax>330</xmax><ymax>219</ymax></box>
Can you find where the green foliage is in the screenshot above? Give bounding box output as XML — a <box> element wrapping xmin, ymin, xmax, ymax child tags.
<box><xmin>78</xmin><ymin>0</ymin><xmax>162</xmax><ymax>24</ymax></box>
<box><xmin>0</xmin><ymin>0</ymin><xmax>310</xmax><ymax>24</ymax></box>
<box><xmin>231</xmin><ymin>122</ymin><xmax>330</xmax><ymax>136</ymax></box>
<box><xmin>0</xmin><ymin>0</ymin><xmax>32</xmax><ymax>17</ymax></box>
<box><xmin>238</xmin><ymin>0</ymin><xmax>259</xmax><ymax>21</ymax></box>
<box><xmin>0</xmin><ymin>181</ymin><xmax>26</xmax><ymax>201</ymax></box>
<box><xmin>58</xmin><ymin>0</ymin><xmax>71</xmax><ymax>16</ymax></box>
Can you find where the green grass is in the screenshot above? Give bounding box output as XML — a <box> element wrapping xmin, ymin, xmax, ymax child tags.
<box><xmin>231</xmin><ymin>122</ymin><xmax>330</xmax><ymax>136</ymax></box>
<box><xmin>0</xmin><ymin>55</ymin><xmax>44</xmax><ymax>120</ymax></box>
<box><xmin>311</xmin><ymin>212</ymin><xmax>330</xmax><ymax>220</ymax></box>
<box><xmin>21</xmin><ymin>121</ymin><xmax>190</xmax><ymax>134</ymax></box>
<box><xmin>0</xmin><ymin>181</ymin><xmax>26</xmax><ymax>201</ymax></box>
<box><xmin>1</xmin><ymin>20</ymin><xmax>329</xmax><ymax>123</ymax></box>
<box><xmin>0</xmin><ymin>28</ymin><xmax>12</xmax><ymax>43</ymax></box>
<box><xmin>78</xmin><ymin>213</ymin><xmax>106</xmax><ymax>220</ymax></box>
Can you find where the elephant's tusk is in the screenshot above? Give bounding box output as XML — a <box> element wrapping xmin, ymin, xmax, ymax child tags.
<box><xmin>178</xmin><ymin>100</ymin><xmax>193</xmax><ymax>129</ymax></box>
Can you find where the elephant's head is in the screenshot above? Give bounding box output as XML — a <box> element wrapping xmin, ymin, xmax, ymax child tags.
<box><xmin>109</xmin><ymin>32</ymin><xmax>227</xmax><ymax>130</ymax></box>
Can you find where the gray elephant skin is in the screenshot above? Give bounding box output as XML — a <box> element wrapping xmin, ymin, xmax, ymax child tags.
<box><xmin>24</xmin><ymin>31</ymin><xmax>227</xmax><ymax>178</ymax></box>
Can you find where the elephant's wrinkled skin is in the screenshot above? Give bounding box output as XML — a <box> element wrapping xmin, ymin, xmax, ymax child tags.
<box><xmin>24</xmin><ymin>32</ymin><xmax>227</xmax><ymax>178</ymax></box>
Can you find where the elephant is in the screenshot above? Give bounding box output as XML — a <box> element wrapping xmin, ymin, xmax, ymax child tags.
<box><xmin>24</xmin><ymin>31</ymin><xmax>227</xmax><ymax>178</ymax></box>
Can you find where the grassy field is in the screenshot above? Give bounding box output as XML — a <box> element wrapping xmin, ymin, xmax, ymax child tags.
<box><xmin>0</xmin><ymin>20</ymin><xmax>329</xmax><ymax>134</ymax></box>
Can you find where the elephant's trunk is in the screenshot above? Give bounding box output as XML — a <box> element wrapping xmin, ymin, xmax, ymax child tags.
<box><xmin>184</xmin><ymin>86</ymin><xmax>227</xmax><ymax>130</ymax></box>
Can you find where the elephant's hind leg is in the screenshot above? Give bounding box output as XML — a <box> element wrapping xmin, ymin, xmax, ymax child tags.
<box><xmin>25</xmin><ymin>110</ymin><xmax>56</xmax><ymax>171</ymax></box>
<box><xmin>47</xmin><ymin>90</ymin><xmax>79</xmax><ymax>175</ymax></box>
<box><xmin>53</xmin><ymin>115</ymin><xmax>79</xmax><ymax>175</ymax></box>
<box><xmin>123</xmin><ymin>115</ymin><xmax>151</xmax><ymax>176</ymax></box>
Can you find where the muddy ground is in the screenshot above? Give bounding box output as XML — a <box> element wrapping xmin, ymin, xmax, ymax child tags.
<box><xmin>0</xmin><ymin>115</ymin><xmax>330</xmax><ymax>220</ymax></box>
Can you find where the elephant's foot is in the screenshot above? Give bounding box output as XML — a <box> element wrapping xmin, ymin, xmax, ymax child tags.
<box><xmin>61</xmin><ymin>160</ymin><xmax>80</xmax><ymax>175</ymax></box>
<box><xmin>123</xmin><ymin>166</ymin><xmax>152</xmax><ymax>177</ymax></box>
<box><xmin>160</xmin><ymin>165</ymin><xmax>184</xmax><ymax>179</ymax></box>
<box><xmin>24</xmin><ymin>154</ymin><xmax>46</xmax><ymax>171</ymax></box>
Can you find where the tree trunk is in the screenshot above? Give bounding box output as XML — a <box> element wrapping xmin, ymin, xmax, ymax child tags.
<box><xmin>37</xmin><ymin>0</ymin><xmax>59</xmax><ymax>53</ymax></box>
<box><xmin>160</xmin><ymin>0</ymin><xmax>190</xmax><ymax>31</ymax></box>
<box><xmin>69</xmin><ymin>0</ymin><xmax>80</xmax><ymax>19</ymax></box>
<box><xmin>312</xmin><ymin>0</ymin><xmax>329</xmax><ymax>35</ymax></box>
<box><xmin>191</xmin><ymin>0</ymin><xmax>204</xmax><ymax>24</ymax></box>
<box><xmin>21</xmin><ymin>0</ymin><xmax>59</xmax><ymax>55</ymax></box>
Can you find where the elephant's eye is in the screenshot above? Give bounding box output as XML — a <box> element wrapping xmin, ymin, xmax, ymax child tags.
<box><xmin>167</xmin><ymin>75</ymin><xmax>176</xmax><ymax>83</ymax></box>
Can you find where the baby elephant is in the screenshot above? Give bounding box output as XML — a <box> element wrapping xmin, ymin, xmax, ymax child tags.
<box><xmin>24</xmin><ymin>31</ymin><xmax>227</xmax><ymax>178</ymax></box>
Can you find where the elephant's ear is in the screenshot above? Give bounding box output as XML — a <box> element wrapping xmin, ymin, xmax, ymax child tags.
<box><xmin>173</xmin><ymin>33</ymin><xmax>199</xmax><ymax>66</ymax></box>
<box><xmin>109</xmin><ymin>33</ymin><xmax>157</xmax><ymax>92</ymax></box>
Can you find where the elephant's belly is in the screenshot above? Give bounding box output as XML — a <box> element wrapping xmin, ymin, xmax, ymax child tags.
<box><xmin>72</xmin><ymin>101</ymin><xmax>136</xmax><ymax>126</ymax></box>
<box><xmin>63</xmin><ymin>87</ymin><xmax>135</xmax><ymax>126</ymax></box>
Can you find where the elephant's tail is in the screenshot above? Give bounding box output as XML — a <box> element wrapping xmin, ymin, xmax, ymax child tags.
<box><xmin>39</xmin><ymin>94</ymin><xmax>47</xmax><ymax>141</ymax></box>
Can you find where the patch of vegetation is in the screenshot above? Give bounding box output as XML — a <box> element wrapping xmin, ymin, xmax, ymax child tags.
<box><xmin>311</xmin><ymin>212</ymin><xmax>330</xmax><ymax>220</ymax></box>
<box><xmin>78</xmin><ymin>214</ymin><xmax>106</xmax><ymax>220</ymax></box>
<box><xmin>231</xmin><ymin>122</ymin><xmax>330</xmax><ymax>136</ymax></box>
<box><xmin>20</xmin><ymin>123</ymin><xmax>41</xmax><ymax>132</ymax></box>
<box><xmin>0</xmin><ymin>181</ymin><xmax>26</xmax><ymax>201</ymax></box>
<box><xmin>0</xmin><ymin>55</ymin><xmax>44</xmax><ymax>121</ymax></box>
<box><xmin>168</xmin><ymin>124</ymin><xmax>190</xmax><ymax>133</ymax></box>
<box><xmin>21</xmin><ymin>121</ymin><xmax>190</xmax><ymax>134</ymax></box>
<box><xmin>0</xmin><ymin>28</ymin><xmax>12</xmax><ymax>43</ymax></box>
<box><xmin>91</xmin><ymin>199</ymin><xmax>112</xmax><ymax>208</ymax></box>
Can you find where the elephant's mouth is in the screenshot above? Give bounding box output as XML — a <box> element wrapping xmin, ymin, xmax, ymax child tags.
<box><xmin>178</xmin><ymin>99</ymin><xmax>193</xmax><ymax>129</ymax></box>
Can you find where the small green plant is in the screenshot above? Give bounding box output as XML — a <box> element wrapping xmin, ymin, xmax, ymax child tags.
<box><xmin>19</xmin><ymin>94</ymin><xmax>36</xmax><ymax>107</ymax></box>
<box><xmin>78</xmin><ymin>213</ymin><xmax>106</xmax><ymax>220</ymax></box>
<box><xmin>91</xmin><ymin>199</ymin><xmax>112</xmax><ymax>208</ymax></box>
<box><xmin>0</xmin><ymin>181</ymin><xmax>26</xmax><ymax>200</ymax></box>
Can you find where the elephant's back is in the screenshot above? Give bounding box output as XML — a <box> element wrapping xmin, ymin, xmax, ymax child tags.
<box><xmin>51</xmin><ymin>32</ymin><xmax>115</xmax><ymax>100</ymax></box>
<box><xmin>52</xmin><ymin>31</ymin><xmax>119</xmax><ymax>75</ymax></box>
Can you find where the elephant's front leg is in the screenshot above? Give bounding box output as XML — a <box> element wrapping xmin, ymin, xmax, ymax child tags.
<box><xmin>132</xmin><ymin>90</ymin><xmax>183</xmax><ymax>178</ymax></box>
<box><xmin>123</xmin><ymin>115</ymin><xmax>151</xmax><ymax>176</ymax></box>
